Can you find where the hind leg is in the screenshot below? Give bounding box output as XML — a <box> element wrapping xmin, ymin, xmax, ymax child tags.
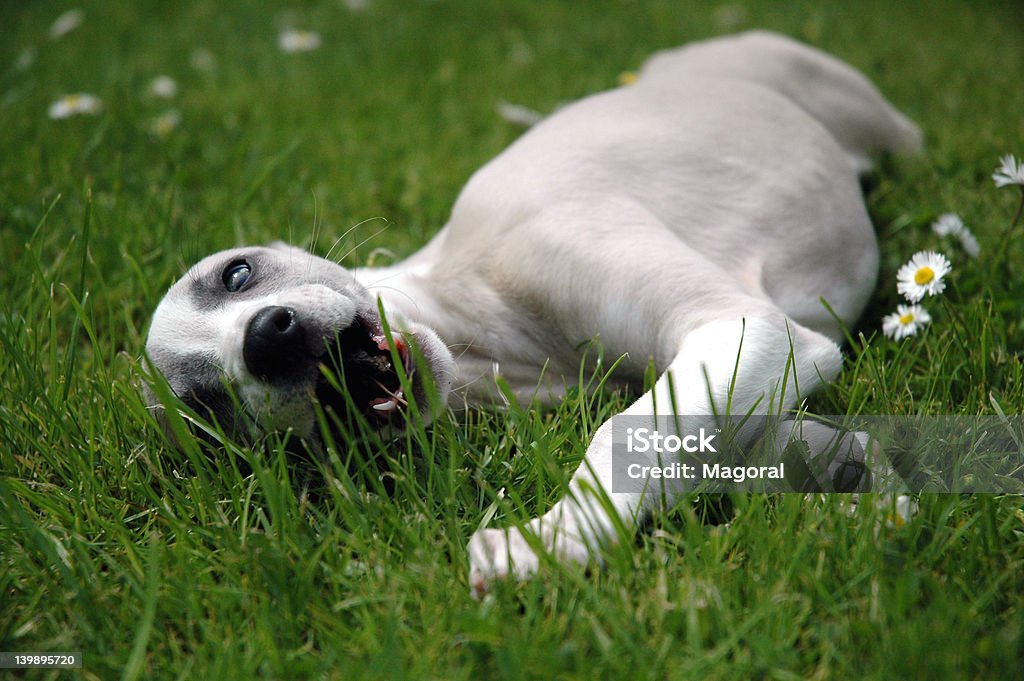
<box><xmin>638</xmin><ymin>30</ymin><xmax>922</xmax><ymax>171</ymax></box>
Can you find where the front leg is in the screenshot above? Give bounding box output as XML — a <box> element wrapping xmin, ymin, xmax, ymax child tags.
<box><xmin>468</xmin><ymin>315</ymin><xmax>842</xmax><ymax>596</ymax></box>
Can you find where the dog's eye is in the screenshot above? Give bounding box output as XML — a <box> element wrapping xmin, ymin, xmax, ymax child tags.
<box><xmin>223</xmin><ymin>261</ymin><xmax>252</xmax><ymax>292</ymax></box>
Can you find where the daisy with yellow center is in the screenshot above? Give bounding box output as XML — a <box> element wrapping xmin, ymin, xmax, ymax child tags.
<box><xmin>279</xmin><ymin>28</ymin><xmax>322</xmax><ymax>53</ymax></box>
<box><xmin>882</xmin><ymin>304</ymin><xmax>931</xmax><ymax>340</ymax></box>
<box><xmin>618</xmin><ymin>71</ymin><xmax>639</xmax><ymax>86</ymax></box>
<box><xmin>48</xmin><ymin>93</ymin><xmax>102</xmax><ymax>119</ymax></box>
<box><xmin>896</xmin><ymin>250</ymin><xmax>951</xmax><ymax>302</ymax></box>
<box><xmin>151</xmin><ymin>110</ymin><xmax>181</xmax><ymax>138</ymax></box>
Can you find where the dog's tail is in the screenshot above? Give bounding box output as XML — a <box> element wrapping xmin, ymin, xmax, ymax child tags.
<box><xmin>639</xmin><ymin>30</ymin><xmax>923</xmax><ymax>174</ymax></box>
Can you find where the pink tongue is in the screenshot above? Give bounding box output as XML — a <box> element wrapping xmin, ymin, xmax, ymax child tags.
<box><xmin>375</xmin><ymin>335</ymin><xmax>407</xmax><ymax>357</ymax></box>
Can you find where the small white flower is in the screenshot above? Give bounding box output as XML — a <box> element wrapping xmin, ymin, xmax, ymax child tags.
<box><xmin>896</xmin><ymin>250</ymin><xmax>951</xmax><ymax>302</ymax></box>
<box><xmin>958</xmin><ymin>230</ymin><xmax>981</xmax><ymax>258</ymax></box>
<box><xmin>49</xmin><ymin>9</ymin><xmax>84</xmax><ymax>40</ymax></box>
<box><xmin>496</xmin><ymin>100</ymin><xmax>543</xmax><ymax>127</ymax></box>
<box><xmin>15</xmin><ymin>47</ymin><xmax>36</xmax><ymax>72</ymax></box>
<box><xmin>149</xmin><ymin>75</ymin><xmax>177</xmax><ymax>99</ymax></box>
<box><xmin>190</xmin><ymin>48</ymin><xmax>216</xmax><ymax>72</ymax></box>
<box><xmin>993</xmin><ymin>154</ymin><xmax>1024</xmax><ymax>188</ymax></box>
<box><xmin>279</xmin><ymin>28</ymin><xmax>322</xmax><ymax>53</ymax></box>
<box><xmin>48</xmin><ymin>93</ymin><xmax>102</xmax><ymax>119</ymax></box>
<box><xmin>618</xmin><ymin>71</ymin><xmax>639</xmax><ymax>86</ymax></box>
<box><xmin>882</xmin><ymin>304</ymin><xmax>931</xmax><ymax>340</ymax></box>
<box><xmin>931</xmin><ymin>212</ymin><xmax>964</xmax><ymax>237</ymax></box>
<box><xmin>713</xmin><ymin>4</ymin><xmax>747</xmax><ymax>30</ymax></box>
<box><xmin>931</xmin><ymin>212</ymin><xmax>980</xmax><ymax>258</ymax></box>
<box><xmin>151</xmin><ymin>109</ymin><xmax>181</xmax><ymax>138</ymax></box>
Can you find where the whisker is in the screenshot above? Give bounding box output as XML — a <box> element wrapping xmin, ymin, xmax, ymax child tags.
<box><xmin>307</xmin><ymin>189</ymin><xmax>322</xmax><ymax>256</ymax></box>
<box><xmin>448</xmin><ymin>341</ymin><xmax>480</xmax><ymax>364</ymax></box>
<box><xmin>450</xmin><ymin>374</ymin><xmax>486</xmax><ymax>394</ymax></box>
<box><xmin>325</xmin><ymin>216</ymin><xmax>389</xmax><ymax>262</ymax></box>
<box><xmin>364</xmin><ymin>284</ymin><xmax>420</xmax><ymax>315</ymax></box>
<box><xmin>338</xmin><ymin>224</ymin><xmax>392</xmax><ymax>265</ymax></box>
<box><xmin>371</xmin><ymin>378</ymin><xmax>408</xmax><ymax>405</ymax></box>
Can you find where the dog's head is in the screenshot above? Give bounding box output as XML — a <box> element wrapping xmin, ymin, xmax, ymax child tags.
<box><xmin>144</xmin><ymin>242</ymin><xmax>454</xmax><ymax>447</ymax></box>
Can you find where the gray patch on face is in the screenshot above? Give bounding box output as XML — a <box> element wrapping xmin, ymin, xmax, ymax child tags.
<box><xmin>147</xmin><ymin>246</ymin><xmax>365</xmax><ymax>432</ymax></box>
<box><xmin>178</xmin><ymin>382</ymin><xmax>243</xmax><ymax>441</ymax></box>
<box><xmin>181</xmin><ymin>246</ymin><xmax>370</xmax><ymax>314</ymax></box>
<box><xmin>144</xmin><ymin>347</ymin><xmax>248</xmax><ymax>441</ymax></box>
<box><xmin>146</xmin><ymin>243</ymin><xmax>453</xmax><ymax>446</ymax></box>
<box><xmin>146</xmin><ymin>347</ymin><xmax>221</xmax><ymax>394</ymax></box>
<box><xmin>185</xmin><ymin>249</ymin><xmax>280</xmax><ymax>312</ymax></box>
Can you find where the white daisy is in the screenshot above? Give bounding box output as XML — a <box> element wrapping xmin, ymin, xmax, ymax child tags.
<box><xmin>993</xmin><ymin>154</ymin><xmax>1024</xmax><ymax>188</ymax></box>
<box><xmin>15</xmin><ymin>47</ymin><xmax>36</xmax><ymax>72</ymax></box>
<box><xmin>190</xmin><ymin>48</ymin><xmax>216</xmax><ymax>72</ymax></box>
<box><xmin>931</xmin><ymin>212</ymin><xmax>980</xmax><ymax>258</ymax></box>
<box><xmin>931</xmin><ymin>212</ymin><xmax>964</xmax><ymax>237</ymax></box>
<box><xmin>958</xmin><ymin>230</ymin><xmax>981</xmax><ymax>258</ymax></box>
<box><xmin>496</xmin><ymin>100</ymin><xmax>543</xmax><ymax>127</ymax></box>
<box><xmin>882</xmin><ymin>304</ymin><xmax>931</xmax><ymax>340</ymax></box>
<box><xmin>149</xmin><ymin>75</ymin><xmax>177</xmax><ymax>99</ymax></box>
<box><xmin>151</xmin><ymin>109</ymin><xmax>181</xmax><ymax>138</ymax></box>
<box><xmin>279</xmin><ymin>28</ymin><xmax>322</xmax><ymax>53</ymax></box>
<box><xmin>618</xmin><ymin>71</ymin><xmax>639</xmax><ymax>86</ymax></box>
<box><xmin>49</xmin><ymin>9</ymin><xmax>84</xmax><ymax>40</ymax></box>
<box><xmin>896</xmin><ymin>250</ymin><xmax>951</xmax><ymax>302</ymax></box>
<box><xmin>713</xmin><ymin>4</ymin><xmax>747</xmax><ymax>30</ymax></box>
<box><xmin>48</xmin><ymin>93</ymin><xmax>102</xmax><ymax>119</ymax></box>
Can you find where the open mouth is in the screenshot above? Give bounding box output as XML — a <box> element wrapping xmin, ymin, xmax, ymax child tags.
<box><xmin>316</xmin><ymin>316</ymin><xmax>412</xmax><ymax>424</ymax></box>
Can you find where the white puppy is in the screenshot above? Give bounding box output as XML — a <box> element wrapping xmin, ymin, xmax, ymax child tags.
<box><xmin>145</xmin><ymin>31</ymin><xmax>921</xmax><ymax>596</ymax></box>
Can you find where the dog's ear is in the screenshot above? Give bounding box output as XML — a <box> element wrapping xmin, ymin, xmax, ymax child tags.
<box><xmin>139</xmin><ymin>378</ymin><xmax>168</xmax><ymax>431</ymax></box>
<box><xmin>141</xmin><ymin>364</ymin><xmax>247</xmax><ymax>455</ymax></box>
<box><xmin>138</xmin><ymin>364</ymin><xmax>186</xmax><ymax>449</ymax></box>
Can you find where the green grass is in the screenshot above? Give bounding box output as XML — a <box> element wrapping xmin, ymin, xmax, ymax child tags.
<box><xmin>3</xmin><ymin>0</ymin><xmax>1024</xmax><ymax>678</ymax></box>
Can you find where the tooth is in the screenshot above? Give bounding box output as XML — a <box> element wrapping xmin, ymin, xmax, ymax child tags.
<box><xmin>372</xmin><ymin>399</ymin><xmax>397</xmax><ymax>412</ymax></box>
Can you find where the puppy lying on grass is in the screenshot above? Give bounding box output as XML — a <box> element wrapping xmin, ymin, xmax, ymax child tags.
<box><xmin>145</xmin><ymin>31</ymin><xmax>921</xmax><ymax>596</ymax></box>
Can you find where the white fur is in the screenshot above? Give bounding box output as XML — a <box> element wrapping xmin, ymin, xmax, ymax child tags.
<box><xmin>146</xmin><ymin>31</ymin><xmax>921</xmax><ymax>595</ymax></box>
<box><xmin>466</xmin><ymin>317</ymin><xmax>842</xmax><ymax>592</ymax></box>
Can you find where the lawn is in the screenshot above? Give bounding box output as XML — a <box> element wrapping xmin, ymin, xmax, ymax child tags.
<box><xmin>2</xmin><ymin>0</ymin><xmax>1024</xmax><ymax>679</ymax></box>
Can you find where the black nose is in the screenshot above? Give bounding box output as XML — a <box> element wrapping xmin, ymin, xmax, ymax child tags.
<box><xmin>243</xmin><ymin>306</ymin><xmax>308</xmax><ymax>381</ymax></box>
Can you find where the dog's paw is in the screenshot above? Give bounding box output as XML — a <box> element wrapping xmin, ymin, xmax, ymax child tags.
<box><xmin>467</xmin><ymin>527</ymin><xmax>540</xmax><ymax>599</ymax></box>
<box><xmin>467</xmin><ymin>523</ymin><xmax>596</xmax><ymax>598</ymax></box>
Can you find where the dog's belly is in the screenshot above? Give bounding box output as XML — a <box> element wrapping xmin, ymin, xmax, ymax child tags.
<box><xmin>431</xmin><ymin>77</ymin><xmax>876</xmax><ymax>344</ymax></box>
<box><xmin>370</xmin><ymin>66</ymin><xmax>882</xmax><ymax>409</ymax></box>
<box><xmin>445</xmin><ymin>347</ymin><xmax>638</xmax><ymax>412</ymax></box>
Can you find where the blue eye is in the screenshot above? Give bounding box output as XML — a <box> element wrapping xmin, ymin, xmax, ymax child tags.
<box><xmin>223</xmin><ymin>261</ymin><xmax>252</xmax><ymax>292</ymax></box>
